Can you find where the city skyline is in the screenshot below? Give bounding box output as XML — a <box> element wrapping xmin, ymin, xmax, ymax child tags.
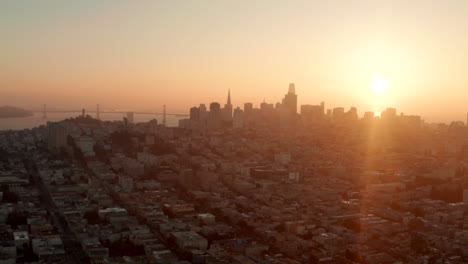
<box><xmin>2</xmin><ymin>0</ymin><xmax>468</xmax><ymax>123</ymax></box>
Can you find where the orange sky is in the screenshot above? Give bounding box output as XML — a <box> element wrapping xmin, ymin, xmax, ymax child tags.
<box><xmin>1</xmin><ymin>0</ymin><xmax>467</xmax><ymax>122</ymax></box>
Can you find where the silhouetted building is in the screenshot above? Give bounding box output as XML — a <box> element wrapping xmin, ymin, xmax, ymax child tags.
<box><xmin>301</xmin><ymin>102</ymin><xmax>325</xmax><ymax>125</ymax></box>
<box><xmin>399</xmin><ymin>113</ymin><xmax>422</xmax><ymax>128</ymax></box>
<box><xmin>282</xmin><ymin>83</ymin><xmax>298</xmax><ymax>114</ymax></box>
<box><xmin>363</xmin><ymin>111</ymin><xmax>375</xmax><ymax>121</ymax></box>
<box><xmin>381</xmin><ymin>108</ymin><xmax>397</xmax><ymax>121</ymax></box>
<box><xmin>344</xmin><ymin>107</ymin><xmax>358</xmax><ymax>122</ymax></box>
<box><xmin>208</xmin><ymin>102</ymin><xmax>222</xmax><ymax>129</ymax></box>
<box><xmin>233</xmin><ymin>107</ymin><xmax>244</xmax><ymax>129</ymax></box>
<box><xmin>190</xmin><ymin>107</ymin><xmax>200</xmax><ymax>121</ymax></box>
<box><xmin>332</xmin><ymin>107</ymin><xmax>345</xmax><ymax>120</ymax></box>
<box><xmin>244</xmin><ymin>103</ymin><xmax>253</xmax><ymax>114</ymax></box>
<box><xmin>223</xmin><ymin>89</ymin><xmax>233</xmax><ymax>122</ymax></box>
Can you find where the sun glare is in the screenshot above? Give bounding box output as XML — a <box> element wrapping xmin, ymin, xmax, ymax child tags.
<box><xmin>371</xmin><ymin>76</ymin><xmax>389</xmax><ymax>94</ymax></box>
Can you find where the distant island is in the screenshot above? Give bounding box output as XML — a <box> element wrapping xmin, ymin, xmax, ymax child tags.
<box><xmin>0</xmin><ymin>106</ymin><xmax>33</xmax><ymax>118</ymax></box>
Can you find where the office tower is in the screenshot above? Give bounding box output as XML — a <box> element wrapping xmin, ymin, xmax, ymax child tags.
<box><xmin>332</xmin><ymin>107</ymin><xmax>345</xmax><ymax>120</ymax></box>
<box><xmin>282</xmin><ymin>83</ymin><xmax>297</xmax><ymax>114</ymax></box>
<box><xmin>466</xmin><ymin>112</ymin><xmax>468</xmax><ymax>127</ymax></box>
<box><xmin>127</xmin><ymin>112</ymin><xmax>134</xmax><ymax>123</ymax></box>
<box><xmin>210</xmin><ymin>102</ymin><xmax>221</xmax><ymax>112</ymax></box>
<box><xmin>198</xmin><ymin>104</ymin><xmax>208</xmax><ymax>125</ymax></box>
<box><xmin>96</xmin><ymin>104</ymin><xmax>100</xmax><ymax>120</ymax></box>
<box><xmin>327</xmin><ymin>109</ymin><xmax>332</xmax><ymax>117</ymax></box>
<box><xmin>48</xmin><ymin>122</ymin><xmax>67</xmax><ymax>151</ymax></box>
<box><xmin>381</xmin><ymin>108</ymin><xmax>397</xmax><ymax>121</ymax></box>
<box><xmin>261</xmin><ymin>101</ymin><xmax>274</xmax><ymax>111</ymax></box>
<box><xmin>233</xmin><ymin>107</ymin><xmax>244</xmax><ymax>129</ymax></box>
<box><xmin>363</xmin><ymin>112</ymin><xmax>375</xmax><ymax>121</ymax></box>
<box><xmin>223</xmin><ymin>89</ymin><xmax>233</xmax><ymax>122</ymax></box>
<box><xmin>301</xmin><ymin>103</ymin><xmax>325</xmax><ymax>125</ymax></box>
<box><xmin>320</xmin><ymin>102</ymin><xmax>325</xmax><ymax>115</ymax></box>
<box><xmin>244</xmin><ymin>103</ymin><xmax>253</xmax><ymax>114</ymax></box>
<box><xmin>199</xmin><ymin>104</ymin><xmax>207</xmax><ymax>113</ymax></box>
<box><xmin>82</xmin><ymin>108</ymin><xmax>85</xmax><ymax>117</ymax></box>
<box><xmin>345</xmin><ymin>107</ymin><xmax>358</xmax><ymax>121</ymax></box>
<box><xmin>208</xmin><ymin>102</ymin><xmax>222</xmax><ymax>129</ymax></box>
<box><xmin>399</xmin><ymin>114</ymin><xmax>422</xmax><ymax>128</ymax></box>
<box><xmin>190</xmin><ymin>107</ymin><xmax>200</xmax><ymax>121</ymax></box>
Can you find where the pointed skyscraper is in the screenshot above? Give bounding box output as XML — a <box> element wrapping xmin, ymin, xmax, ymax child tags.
<box><xmin>223</xmin><ymin>89</ymin><xmax>233</xmax><ymax>123</ymax></box>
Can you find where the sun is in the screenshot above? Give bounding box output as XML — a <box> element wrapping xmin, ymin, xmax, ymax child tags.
<box><xmin>371</xmin><ymin>76</ymin><xmax>389</xmax><ymax>94</ymax></box>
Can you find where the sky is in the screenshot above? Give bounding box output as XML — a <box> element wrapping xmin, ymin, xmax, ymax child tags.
<box><xmin>1</xmin><ymin>0</ymin><xmax>467</xmax><ymax>122</ymax></box>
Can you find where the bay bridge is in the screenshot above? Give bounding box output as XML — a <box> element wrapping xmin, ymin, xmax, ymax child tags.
<box><xmin>31</xmin><ymin>110</ymin><xmax>188</xmax><ymax>117</ymax></box>
<box><xmin>32</xmin><ymin>104</ymin><xmax>188</xmax><ymax>121</ymax></box>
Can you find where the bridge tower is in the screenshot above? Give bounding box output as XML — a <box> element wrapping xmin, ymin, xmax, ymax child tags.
<box><xmin>162</xmin><ymin>105</ymin><xmax>166</xmax><ymax>126</ymax></box>
<box><xmin>43</xmin><ymin>104</ymin><xmax>47</xmax><ymax>119</ymax></box>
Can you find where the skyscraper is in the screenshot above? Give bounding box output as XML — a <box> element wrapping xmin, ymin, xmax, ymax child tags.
<box><xmin>244</xmin><ymin>103</ymin><xmax>253</xmax><ymax>114</ymax></box>
<box><xmin>208</xmin><ymin>102</ymin><xmax>222</xmax><ymax>129</ymax></box>
<box><xmin>282</xmin><ymin>83</ymin><xmax>297</xmax><ymax>114</ymax></box>
<box><xmin>233</xmin><ymin>107</ymin><xmax>244</xmax><ymax>129</ymax></box>
<box><xmin>223</xmin><ymin>89</ymin><xmax>233</xmax><ymax>122</ymax></box>
<box><xmin>190</xmin><ymin>107</ymin><xmax>200</xmax><ymax>121</ymax></box>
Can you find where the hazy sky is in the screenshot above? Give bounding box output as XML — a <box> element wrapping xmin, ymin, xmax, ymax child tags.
<box><xmin>1</xmin><ymin>0</ymin><xmax>467</xmax><ymax>122</ymax></box>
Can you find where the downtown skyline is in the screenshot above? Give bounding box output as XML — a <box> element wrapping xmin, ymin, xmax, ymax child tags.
<box><xmin>2</xmin><ymin>0</ymin><xmax>468</xmax><ymax>123</ymax></box>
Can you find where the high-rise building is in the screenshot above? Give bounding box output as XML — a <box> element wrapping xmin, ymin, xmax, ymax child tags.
<box><xmin>363</xmin><ymin>112</ymin><xmax>375</xmax><ymax>121</ymax></box>
<box><xmin>208</xmin><ymin>102</ymin><xmax>222</xmax><ymax>129</ymax></box>
<box><xmin>190</xmin><ymin>107</ymin><xmax>200</xmax><ymax>121</ymax></box>
<box><xmin>301</xmin><ymin>103</ymin><xmax>325</xmax><ymax>125</ymax></box>
<box><xmin>199</xmin><ymin>104</ymin><xmax>207</xmax><ymax>113</ymax></box>
<box><xmin>466</xmin><ymin>112</ymin><xmax>468</xmax><ymax>127</ymax></box>
<box><xmin>233</xmin><ymin>107</ymin><xmax>244</xmax><ymax>129</ymax></box>
<box><xmin>344</xmin><ymin>107</ymin><xmax>358</xmax><ymax>122</ymax></box>
<box><xmin>282</xmin><ymin>83</ymin><xmax>297</xmax><ymax>114</ymax></box>
<box><xmin>332</xmin><ymin>107</ymin><xmax>345</xmax><ymax>120</ymax></box>
<box><xmin>244</xmin><ymin>103</ymin><xmax>253</xmax><ymax>114</ymax></box>
<box><xmin>210</xmin><ymin>102</ymin><xmax>221</xmax><ymax>112</ymax></box>
<box><xmin>48</xmin><ymin>122</ymin><xmax>68</xmax><ymax>151</ymax></box>
<box><xmin>381</xmin><ymin>108</ymin><xmax>397</xmax><ymax>121</ymax></box>
<box><xmin>223</xmin><ymin>89</ymin><xmax>233</xmax><ymax>122</ymax></box>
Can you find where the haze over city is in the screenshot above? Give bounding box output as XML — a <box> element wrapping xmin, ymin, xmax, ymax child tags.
<box><xmin>2</xmin><ymin>1</ymin><xmax>468</xmax><ymax>264</ymax></box>
<box><xmin>2</xmin><ymin>0</ymin><xmax>468</xmax><ymax>122</ymax></box>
